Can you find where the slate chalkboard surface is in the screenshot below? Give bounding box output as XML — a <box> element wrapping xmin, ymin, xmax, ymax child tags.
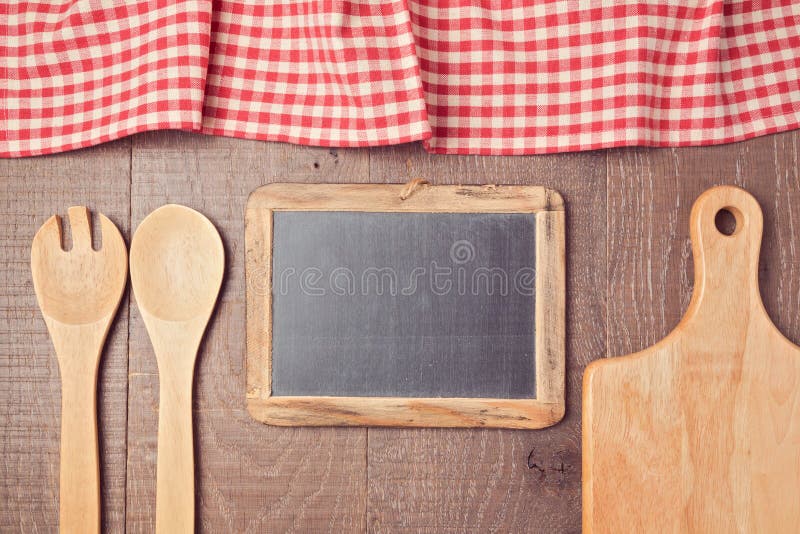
<box><xmin>271</xmin><ymin>211</ymin><xmax>537</xmax><ymax>398</ymax></box>
<box><xmin>246</xmin><ymin>183</ymin><xmax>565</xmax><ymax>428</ymax></box>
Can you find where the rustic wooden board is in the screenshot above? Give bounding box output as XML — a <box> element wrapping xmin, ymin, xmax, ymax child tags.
<box><xmin>2</xmin><ymin>128</ymin><xmax>797</xmax><ymax>533</ymax></box>
<box><xmin>0</xmin><ymin>140</ymin><xmax>131</xmax><ymax>533</ymax></box>
<box><xmin>245</xmin><ymin>183</ymin><xmax>566</xmax><ymax>428</ymax></box>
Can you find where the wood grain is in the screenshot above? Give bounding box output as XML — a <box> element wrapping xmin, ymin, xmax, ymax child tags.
<box><xmin>127</xmin><ymin>131</ymin><xmax>369</xmax><ymax>533</ymax></box>
<box><xmin>0</xmin><ymin>140</ymin><xmax>131</xmax><ymax>533</ymax></box>
<box><xmin>606</xmin><ymin>135</ymin><xmax>800</xmax><ymax>359</ymax></box>
<box><xmin>585</xmin><ymin>184</ymin><xmax>800</xmax><ymax>532</ymax></box>
<box><xmin>364</xmin><ymin>144</ymin><xmax>606</xmax><ymax>532</ymax></box>
<box><xmin>535</xmin><ymin>210</ymin><xmax>566</xmax><ymax>406</ymax></box>
<box><xmin>249</xmin><ymin>396</ymin><xmax>564</xmax><ymax>430</ymax></box>
<box><xmin>245</xmin><ymin>183</ymin><xmax>565</xmax><ymax>429</ymax></box>
<box><xmin>247</xmin><ymin>182</ymin><xmax>564</xmax><ymax>212</ymax></box>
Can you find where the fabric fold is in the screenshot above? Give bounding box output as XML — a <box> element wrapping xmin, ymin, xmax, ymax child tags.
<box><xmin>2</xmin><ymin>0</ymin><xmax>212</xmax><ymax>157</ymax></box>
<box><xmin>199</xmin><ymin>0</ymin><xmax>432</xmax><ymax>147</ymax></box>
<box><xmin>411</xmin><ymin>0</ymin><xmax>800</xmax><ymax>154</ymax></box>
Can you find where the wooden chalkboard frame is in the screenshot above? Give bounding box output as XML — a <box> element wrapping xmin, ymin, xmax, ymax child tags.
<box><xmin>245</xmin><ymin>183</ymin><xmax>565</xmax><ymax>428</ymax></box>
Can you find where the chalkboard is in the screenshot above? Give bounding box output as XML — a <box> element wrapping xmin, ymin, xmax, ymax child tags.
<box><xmin>271</xmin><ymin>211</ymin><xmax>537</xmax><ymax>398</ymax></box>
<box><xmin>245</xmin><ymin>183</ymin><xmax>565</xmax><ymax>428</ymax></box>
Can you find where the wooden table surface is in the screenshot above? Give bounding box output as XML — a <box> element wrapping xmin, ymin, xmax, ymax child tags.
<box><xmin>2</xmin><ymin>130</ymin><xmax>799</xmax><ymax>533</ymax></box>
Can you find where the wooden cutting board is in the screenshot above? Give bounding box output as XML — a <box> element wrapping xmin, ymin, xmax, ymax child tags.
<box><xmin>583</xmin><ymin>185</ymin><xmax>800</xmax><ymax>533</ymax></box>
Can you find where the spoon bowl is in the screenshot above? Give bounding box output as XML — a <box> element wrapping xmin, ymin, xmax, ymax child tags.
<box><xmin>130</xmin><ymin>204</ymin><xmax>224</xmax><ymax>322</ymax></box>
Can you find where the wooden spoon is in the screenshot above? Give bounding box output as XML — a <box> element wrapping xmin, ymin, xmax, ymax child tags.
<box><xmin>129</xmin><ymin>204</ymin><xmax>224</xmax><ymax>533</ymax></box>
<box><xmin>31</xmin><ymin>207</ymin><xmax>128</xmax><ymax>534</ymax></box>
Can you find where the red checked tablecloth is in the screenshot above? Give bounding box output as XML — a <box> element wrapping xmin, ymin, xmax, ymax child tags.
<box><xmin>3</xmin><ymin>1</ymin><xmax>800</xmax><ymax>157</ymax></box>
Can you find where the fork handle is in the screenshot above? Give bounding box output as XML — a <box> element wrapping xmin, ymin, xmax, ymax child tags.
<box><xmin>60</xmin><ymin>362</ymin><xmax>101</xmax><ymax>534</ymax></box>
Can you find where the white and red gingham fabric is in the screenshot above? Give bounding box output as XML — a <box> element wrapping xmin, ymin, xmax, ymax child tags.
<box><xmin>1</xmin><ymin>1</ymin><xmax>212</xmax><ymax>157</ymax></box>
<box><xmin>3</xmin><ymin>1</ymin><xmax>800</xmax><ymax>157</ymax></box>
<box><xmin>200</xmin><ymin>1</ymin><xmax>431</xmax><ymax>146</ymax></box>
<box><xmin>411</xmin><ymin>0</ymin><xmax>800</xmax><ymax>154</ymax></box>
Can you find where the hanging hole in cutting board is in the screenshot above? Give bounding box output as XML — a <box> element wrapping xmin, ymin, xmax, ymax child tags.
<box><xmin>714</xmin><ymin>207</ymin><xmax>740</xmax><ymax>236</ymax></box>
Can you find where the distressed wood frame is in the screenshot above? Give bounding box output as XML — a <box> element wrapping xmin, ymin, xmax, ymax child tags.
<box><xmin>245</xmin><ymin>183</ymin><xmax>565</xmax><ymax>428</ymax></box>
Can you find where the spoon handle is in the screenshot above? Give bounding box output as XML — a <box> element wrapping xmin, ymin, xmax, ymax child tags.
<box><xmin>155</xmin><ymin>357</ymin><xmax>195</xmax><ymax>534</ymax></box>
<box><xmin>55</xmin><ymin>333</ymin><xmax>102</xmax><ymax>534</ymax></box>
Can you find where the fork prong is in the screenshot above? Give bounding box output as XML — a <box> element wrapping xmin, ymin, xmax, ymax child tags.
<box><xmin>67</xmin><ymin>206</ymin><xmax>92</xmax><ymax>251</ymax></box>
<box><xmin>34</xmin><ymin>215</ymin><xmax>64</xmax><ymax>251</ymax></box>
<box><xmin>98</xmin><ymin>213</ymin><xmax>126</xmax><ymax>254</ymax></box>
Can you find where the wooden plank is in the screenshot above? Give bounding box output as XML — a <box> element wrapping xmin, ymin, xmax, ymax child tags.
<box><xmin>535</xmin><ymin>210</ymin><xmax>566</xmax><ymax>405</ymax></box>
<box><xmin>365</xmin><ymin>144</ymin><xmax>606</xmax><ymax>532</ymax></box>
<box><xmin>3</xmin><ymin>129</ymin><xmax>793</xmax><ymax>531</ymax></box>
<box><xmin>247</xmin><ymin>182</ymin><xmax>564</xmax><ymax>212</ymax></box>
<box><xmin>249</xmin><ymin>397</ymin><xmax>564</xmax><ymax>430</ymax></box>
<box><xmin>0</xmin><ymin>140</ymin><xmax>131</xmax><ymax>532</ymax></box>
<box><xmin>244</xmin><ymin>207</ymin><xmax>272</xmax><ymax>401</ymax></box>
<box><xmin>126</xmin><ymin>131</ymin><xmax>370</xmax><ymax>532</ymax></box>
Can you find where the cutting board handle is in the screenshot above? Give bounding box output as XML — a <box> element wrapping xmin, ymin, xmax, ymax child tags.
<box><xmin>686</xmin><ymin>185</ymin><xmax>765</xmax><ymax>329</ymax></box>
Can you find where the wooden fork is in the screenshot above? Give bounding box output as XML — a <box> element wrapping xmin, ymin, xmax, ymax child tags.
<box><xmin>31</xmin><ymin>207</ymin><xmax>127</xmax><ymax>534</ymax></box>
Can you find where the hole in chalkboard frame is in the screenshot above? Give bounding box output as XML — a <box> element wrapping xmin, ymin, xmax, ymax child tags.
<box><xmin>714</xmin><ymin>207</ymin><xmax>740</xmax><ymax>237</ymax></box>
